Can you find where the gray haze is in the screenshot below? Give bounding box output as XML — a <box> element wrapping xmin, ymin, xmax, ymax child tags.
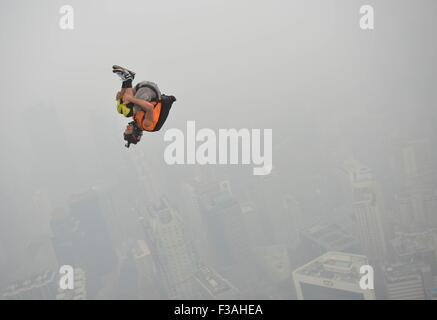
<box><xmin>1</xmin><ymin>0</ymin><xmax>437</xmax><ymax>299</ymax></box>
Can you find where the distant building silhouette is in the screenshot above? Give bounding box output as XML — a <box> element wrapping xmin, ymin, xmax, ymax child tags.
<box><xmin>50</xmin><ymin>188</ymin><xmax>117</xmax><ymax>298</ymax></box>
<box><xmin>300</xmin><ymin>223</ymin><xmax>361</xmax><ymax>260</ymax></box>
<box><xmin>397</xmin><ymin>140</ymin><xmax>437</xmax><ymax>231</ymax></box>
<box><xmin>131</xmin><ymin>239</ymin><xmax>163</xmax><ymax>299</ymax></box>
<box><xmin>343</xmin><ymin>159</ymin><xmax>387</xmax><ymax>263</ymax></box>
<box><xmin>2</xmin><ymin>270</ymin><xmax>58</xmax><ymax>300</ymax></box>
<box><xmin>194</xmin><ymin>265</ymin><xmax>241</xmax><ymax>300</ymax></box>
<box><xmin>383</xmin><ymin>262</ymin><xmax>430</xmax><ymax>300</ymax></box>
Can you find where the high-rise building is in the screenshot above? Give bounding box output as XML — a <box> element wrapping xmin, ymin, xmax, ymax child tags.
<box><xmin>343</xmin><ymin>160</ymin><xmax>387</xmax><ymax>262</ymax></box>
<box><xmin>247</xmin><ymin>169</ymin><xmax>297</xmax><ymax>247</ymax></box>
<box><xmin>293</xmin><ymin>252</ymin><xmax>375</xmax><ymax>300</ymax></box>
<box><xmin>56</xmin><ymin>268</ymin><xmax>87</xmax><ymax>300</ymax></box>
<box><xmin>283</xmin><ymin>195</ymin><xmax>305</xmax><ymax>247</ymax></box>
<box><xmin>401</xmin><ymin>140</ymin><xmax>434</xmax><ymax>181</ymax></box>
<box><xmin>240</xmin><ymin>202</ymin><xmax>272</xmax><ymax>247</ymax></box>
<box><xmin>398</xmin><ymin>190</ymin><xmax>437</xmax><ymax>232</ymax></box>
<box><xmin>300</xmin><ymin>223</ymin><xmax>361</xmax><ymax>260</ymax></box>
<box><xmin>196</xmin><ymin>181</ymin><xmax>254</xmax><ymax>278</ymax></box>
<box><xmin>128</xmin><ymin>148</ymin><xmax>166</xmax><ymax>206</ymax></box>
<box><xmin>179</xmin><ymin>180</ymin><xmax>217</xmax><ymax>266</ymax></box>
<box><xmin>2</xmin><ymin>268</ymin><xmax>85</xmax><ymax>301</ymax></box>
<box><xmin>253</xmin><ymin>244</ymin><xmax>291</xmax><ymax>285</ymax></box>
<box><xmin>50</xmin><ymin>188</ymin><xmax>117</xmax><ymax>297</ymax></box>
<box><xmin>383</xmin><ymin>263</ymin><xmax>428</xmax><ymax>300</ymax></box>
<box><xmin>144</xmin><ymin>197</ymin><xmax>200</xmax><ymax>300</ymax></box>
<box><xmin>388</xmin><ymin>230</ymin><xmax>437</xmax><ymax>299</ymax></box>
<box><xmin>397</xmin><ymin>140</ymin><xmax>437</xmax><ymax>231</ymax></box>
<box><xmin>391</xmin><ymin>230</ymin><xmax>437</xmax><ymax>262</ymax></box>
<box><xmin>131</xmin><ymin>239</ymin><xmax>163</xmax><ymax>299</ymax></box>
<box><xmin>2</xmin><ymin>270</ymin><xmax>58</xmax><ymax>300</ymax></box>
<box><xmin>194</xmin><ymin>265</ymin><xmax>241</xmax><ymax>300</ymax></box>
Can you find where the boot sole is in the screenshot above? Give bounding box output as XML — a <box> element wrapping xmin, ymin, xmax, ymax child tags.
<box><xmin>112</xmin><ymin>65</ymin><xmax>136</xmax><ymax>76</ymax></box>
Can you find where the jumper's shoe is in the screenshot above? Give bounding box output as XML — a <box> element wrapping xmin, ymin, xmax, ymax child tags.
<box><xmin>112</xmin><ymin>65</ymin><xmax>136</xmax><ymax>81</ymax></box>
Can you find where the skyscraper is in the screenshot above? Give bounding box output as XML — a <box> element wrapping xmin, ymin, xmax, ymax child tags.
<box><xmin>246</xmin><ymin>169</ymin><xmax>296</xmax><ymax>247</ymax></box>
<box><xmin>195</xmin><ymin>181</ymin><xmax>254</xmax><ymax>277</ymax></box>
<box><xmin>292</xmin><ymin>252</ymin><xmax>375</xmax><ymax>300</ymax></box>
<box><xmin>283</xmin><ymin>195</ymin><xmax>305</xmax><ymax>247</ymax></box>
<box><xmin>50</xmin><ymin>188</ymin><xmax>117</xmax><ymax>298</ymax></box>
<box><xmin>193</xmin><ymin>265</ymin><xmax>241</xmax><ymax>300</ymax></box>
<box><xmin>240</xmin><ymin>201</ymin><xmax>272</xmax><ymax>247</ymax></box>
<box><xmin>383</xmin><ymin>262</ymin><xmax>428</xmax><ymax>300</ymax></box>
<box><xmin>144</xmin><ymin>197</ymin><xmax>200</xmax><ymax>300</ymax></box>
<box><xmin>343</xmin><ymin>159</ymin><xmax>387</xmax><ymax>262</ymax></box>
<box><xmin>389</xmin><ymin>229</ymin><xmax>437</xmax><ymax>299</ymax></box>
<box><xmin>127</xmin><ymin>148</ymin><xmax>166</xmax><ymax>206</ymax></box>
<box><xmin>253</xmin><ymin>244</ymin><xmax>291</xmax><ymax>285</ymax></box>
<box><xmin>397</xmin><ymin>140</ymin><xmax>437</xmax><ymax>231</ymax></box>
<box><xmin>131</xmin><ymin>239</ymin><xmax>163</xmax><ymax>299</ymax></box>
<box><xmin>2</xmin><ymin>270</ymin><xmax>58</xmax><ymax>300</ymax></box>
<box><xmin>300</xmin><ymin>223</ymin><xmax>361</xmax><ymax>260</ymax></box>
<box><xmin>391</xmin><ymin>230</ymin><xmax>437</xmax><ymax>262</ymax></box>
<box><xmin>179</xmin><ymin>180</ymin><xmax>217</xmax><ymax>266</ymax></box>
<box><xmin>56</xmin><ymin>268</ymin><xmax>87</xmax><ymax>300</ymax></box>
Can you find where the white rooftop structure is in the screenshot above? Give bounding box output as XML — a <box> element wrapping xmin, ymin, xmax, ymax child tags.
<box><xmin>293</xmin><ymin>252</ymin><xmax>375</xmax><ymax>300</ymax></box>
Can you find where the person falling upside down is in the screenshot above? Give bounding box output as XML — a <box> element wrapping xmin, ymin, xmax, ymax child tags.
<box><xmin>112</xmin><ymin>65</ymin><xmax>177</xmax><ymax>148</ymax></box>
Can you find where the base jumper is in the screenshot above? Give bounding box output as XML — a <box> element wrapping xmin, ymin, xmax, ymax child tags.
<box><xmin>112</xmin><ymin>65</ymin><xmax>177</xmax><ymax>148</ymax></box>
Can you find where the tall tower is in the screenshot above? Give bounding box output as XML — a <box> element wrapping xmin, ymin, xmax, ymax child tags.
<box><xmin>128</xmin><ymin>148</ymin><xmax>166</xmax><ymax>206</ymax></box>
<box><xmin>383</xmin><ymin>263</ymin><xmax>428</xmax><ymax>300</ymax></box>
<box><xmin>145</xmin><ymin>197</ymin><xmax>200</xmax><ymax>300</ymax></box>
<box><xmin>193</xmin><ymin>180</ymin><xmax>257</xmax><ymax>292</ymax></box>
<box><xmin>247</xmin><ymin>169</ymin><xmax>296</xmax><ymax>247</ymax></box>
<box><xmin>131</xmin><ymin>240</ymin><xmax>163</xmax><ymax>299</ymax></box>
<box><xmin>196</xmin><ymin>181</ymin><xmax>252</xmax><ymax>265</ymax></box>
<box><xmin>343</xmin><ymin>160</ymin><xmax>387</xmax><ymax>263</ymax></box>
<box><xmin>50</xmin><ymin>188</ymin><xmax>118</xmax><ymax>298</ymax></box>
<box><xmin>179</xmin><ymin>180</ymin><xmax>216</xmax><ymax>266</ymax></box>
<box><xmin>398</xmin><ymin>140</ymin><xmax>437</xmax><ymax>231</ymax></box>
<box><xmin>2</xmin><ymin>270</ymin><xmax>58</xmax><ymax>300</ymax></box>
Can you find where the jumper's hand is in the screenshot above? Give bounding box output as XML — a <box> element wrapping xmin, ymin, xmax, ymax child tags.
<box><xmin>116</xmin><ymin>91</ymin><xmax>122</xmax><ymax>101</ymax></box>
<box><xmin>122</xmin><ymin>92</ymin><xmax>134</xmax><ymax>104</ymax></box>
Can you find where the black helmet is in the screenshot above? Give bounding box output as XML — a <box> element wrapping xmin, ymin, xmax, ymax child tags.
<box><xmin>124</xmin><ymin>121</ymin><xmax>143</xmax><ymax>148</ymax></box>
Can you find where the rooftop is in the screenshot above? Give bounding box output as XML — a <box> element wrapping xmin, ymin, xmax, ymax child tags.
<box><xmin>294</xmin><ymin>252</ymin><xmax>369</xmax><ymax>284</ymax></box>
<box><xmin>194</xmin><ymin>266</ymin><xmax>238</xmax><ymax>297</ymax></box>
<box><xmin>301</xmin><ymin>223</ymin><xmax>359</xmax><ymax>252</ymax></box>
<box><xmin>391</xmin><ymin>230</ymin><xmax>437</xmax><ymax>257</ymax></box>
<box><xmin>2</xmin><ymin>270</ymin><xmax>57</xmax><ymax>299</ymax></box>
<box><xmin>132</xmin><ymin>239</ymin><xmax>151</xmax><ymax>258</ymax></box>
<box><xmin>383</xmin><ymin>262</ymin><xmax>429</xmax><ymax>282</ymax></box>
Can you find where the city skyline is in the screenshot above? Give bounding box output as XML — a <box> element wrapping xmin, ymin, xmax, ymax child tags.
<box><xmin>1</xmin><ymin>0</ymin><xmax>437</xmax><ymax>300</ymax></box>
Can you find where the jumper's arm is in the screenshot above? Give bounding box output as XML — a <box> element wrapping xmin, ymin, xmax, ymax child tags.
<box><xmin>123</xmin><ymin>93</ymin><xmax>155</xmax><ymax>113</ymax></box>
<box><xmin>122</xmin><ymin>91</ymin><xmax>154</xmax><ymax>128</ymax></box>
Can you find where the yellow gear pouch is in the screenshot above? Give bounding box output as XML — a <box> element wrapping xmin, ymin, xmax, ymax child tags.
<box><xmin>116</xmin><ymin>100</ymin><xmax>133</xmax><ymax>117</ymax></box>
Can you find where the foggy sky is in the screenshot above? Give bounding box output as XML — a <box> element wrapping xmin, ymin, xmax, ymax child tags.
<box><xmin>1</xmin><ymin>0</ymin><xmax>437</xmax><ymax>294</ymax></box>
